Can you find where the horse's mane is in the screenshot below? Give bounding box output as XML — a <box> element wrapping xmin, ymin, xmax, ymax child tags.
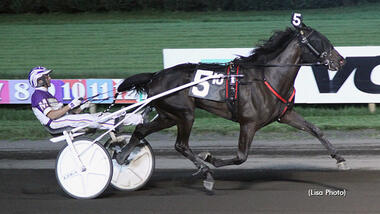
<box><xmin>234</xmin><ymin>27</ymin><xmax>297</xmax><ymax>65</ymax></box>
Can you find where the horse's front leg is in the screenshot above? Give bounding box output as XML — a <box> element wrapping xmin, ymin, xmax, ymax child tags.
<box><xmin>279</xmin><ymin>109</ymin><xmax>349</xmax><ymax>170</ymax></box>
<box><xmin>199</xmin><ymin>122</ymin><xmax>256</xmax><ymax>168</ymax></box>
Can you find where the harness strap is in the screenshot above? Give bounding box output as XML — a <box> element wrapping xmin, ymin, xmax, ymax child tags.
<box><xmin>235</xmin><ymin>62</ymin><xmax>324</xmax><ymax>68</ymax></box>
<box><xmin>235</xmin><ymin>66</ymin><xmax>239</xmax><ymax>99</ymax></box>
<box><xmin>225</xmin><ymin>66</ymin><xmax>230</xmax><ymax>98</ymax></box>
<box><xmin>264</xmin><ymin>80</ymin><xmax>296</xmax><ymax>119</ymax></box>
<box><xmin>225</xmin><ymin>64</ymin><xmax>240</xmax><ymax>122</ymax></box>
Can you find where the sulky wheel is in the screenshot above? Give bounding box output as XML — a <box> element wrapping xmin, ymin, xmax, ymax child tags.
<box><xmin>55</xmin><ymin>140</ymin><xmax>112</xmax><ymax>199</ymax></box>
<box><xmin>110</xmin><ymin>139</ymin><xmax>155</xmax><ymax>191</ymax></box>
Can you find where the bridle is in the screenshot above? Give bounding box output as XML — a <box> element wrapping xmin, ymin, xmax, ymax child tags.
<box><xmin>297</xmin><ymin>29</ymin><xmax>334</xmax><ymax>69</ymax></box>
<box><xmin>233</xmin><ymin>29</ymin><xmax>335</xmax><ymax>69</ymax></box>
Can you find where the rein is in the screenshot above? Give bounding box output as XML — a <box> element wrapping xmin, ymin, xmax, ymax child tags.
<box><xmin>98</xmin><ymin>92</ymin><xmax>120</xmax><ymax>116</ymax></box>
<box><xmin>81</xmin><ymin>90</ymin><xmax>119</xmax><ymax>116</ymax></box>
<box><xmin>235</xmin><ymin>62</ymin><xmax>325</xmax><ymax>68</ymax></box>
<box><xmin>83</xmin><ymin>90</ymin><xmax>114</xmax><ymax>103</ymax></box>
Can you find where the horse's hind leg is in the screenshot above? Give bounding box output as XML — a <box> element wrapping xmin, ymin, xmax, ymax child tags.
<box><xmin>279</xmin><ymin>110</ymin><xmax>349</xmax><ymax>170</ymax></box>
<box><xmin>173</xmin><ymin>112</ymin><xmax>216</xmax><ymax>192</ymax></box>
<box><xmin>116</xmin><ymin>114</ymin><xmax>175</xmax><ymax>164</ymax></box>
<box><xmin>199</xmin><ymin>122</ymin><xmax>256</xmax><ymax>168</ymax></box>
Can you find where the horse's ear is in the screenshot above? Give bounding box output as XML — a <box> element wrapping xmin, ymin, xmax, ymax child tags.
<box><xmin>291</xmin><ymin>12</ymin><xmax>306</xmax><ymax>30</ymax></box>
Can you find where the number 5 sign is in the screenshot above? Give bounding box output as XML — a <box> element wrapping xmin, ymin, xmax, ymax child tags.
<box><xmin>291</xmin><ymin>12</ymin><xmax>303</xmax><ymax>28</ymax></box>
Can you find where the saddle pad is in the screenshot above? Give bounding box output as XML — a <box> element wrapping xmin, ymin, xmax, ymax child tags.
<box><xmin>189</xmin><ymin>69</ymin><xmax>226</xmax><ymax>102</ymax></box>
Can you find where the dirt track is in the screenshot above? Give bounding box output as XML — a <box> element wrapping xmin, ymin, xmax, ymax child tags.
<box><xmin>1</xmin><ymin>129</ymin><xmax>380</xmax><ymax>213</ymax></box>
<box><xmin>1</xmin><ymin>129</ymin><xmax>380</xmax><ymax>160</ymax></box>
<box><xmin>1</xmin><ymin>169</ymin><xmax>380</xmax><ymax>213</ymax></box>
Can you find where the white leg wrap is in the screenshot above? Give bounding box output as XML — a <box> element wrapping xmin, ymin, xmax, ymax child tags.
<box><xmin>337</xmin><ymin>161</ymin><xmax>350</xmax><ymax>170</ymax></box>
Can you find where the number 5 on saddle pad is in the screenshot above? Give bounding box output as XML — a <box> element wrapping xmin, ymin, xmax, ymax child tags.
<box><xmin>189</xmin><ymin>63</ymin><xmax>240</xmax><ymax>103</ymax></box>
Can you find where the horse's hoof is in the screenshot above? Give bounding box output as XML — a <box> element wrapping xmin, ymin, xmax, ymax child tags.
<box><xmin>337</xmin><ymin>161</ymin><xmax>350</xmax><ymax>170</ymax></box>
<box><xmin>203</xmin><ymin>174</ymin><xmax>215</xmax><ymax>194</ymax></box>
<box><xmin>203</xmin><ymin>180</ymin><xmax>214</xmax><ymax>193</ymax></box>
<box><xmin>115</xmin><ymin>153</ymin><xmax>129</xmax><ymax>165</ymax></box>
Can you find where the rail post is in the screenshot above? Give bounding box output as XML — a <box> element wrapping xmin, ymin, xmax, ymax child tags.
<box><xmin>368</xmin><ymin>103</ymin><xmax>376</xmax><ymax>113</ymax></box>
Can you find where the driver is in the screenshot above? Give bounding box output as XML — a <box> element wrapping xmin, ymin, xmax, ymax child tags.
<box><xmin>28</xmin><ymin>66</ymin><xmax>143</xmax><ymax>132</ymax></box>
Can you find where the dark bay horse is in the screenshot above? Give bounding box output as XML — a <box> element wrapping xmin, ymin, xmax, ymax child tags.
<box><xmin>116</xmin><ymin>18</ymin><xmax>348</xmax><ymax>191</ymax></box>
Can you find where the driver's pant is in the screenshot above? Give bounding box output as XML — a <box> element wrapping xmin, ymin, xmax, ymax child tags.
<box><xmin>49</xmin><ymin>113</ymin><xmax>114</xmax><ymax>130</ymax></box>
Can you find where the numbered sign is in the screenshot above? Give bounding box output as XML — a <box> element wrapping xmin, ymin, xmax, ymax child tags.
<box><xmin>0</xmin><ymin>80</ymin><xmax>10</xmax><ymax>104</ymax></box>
<box><xmin>0</xmin><ymin>79</ymin><xmax>145</xmax><ymax>104</ymax></box>
<box><xmin>9</xmin><ymin>80</ymin><xmax>34</xmax><ymax>104</ymax></box>
<box><xmin>61</xmin><ymin>79</ymin><xmax>87</xmax><ymax>103</ymax></box>
<box><xmin>87</xmin><ymin>79</ymin><xmax>113</xmax><ymax>104</ymax></box>
<box><xmin>113</xmin><ymin>79</ymin><xmax>146</xmax><ymax>104</ymax></box>
<box><xmin>291</xmin><ymin>12</ymin><xmax>303</xmax><ymax>28</ymax></box>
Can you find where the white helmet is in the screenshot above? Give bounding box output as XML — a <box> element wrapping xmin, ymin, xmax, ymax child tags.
<box><xmin>28</xmin><ymin>66</ymin><xmax>52</xmax><ymax>88</ymax></box>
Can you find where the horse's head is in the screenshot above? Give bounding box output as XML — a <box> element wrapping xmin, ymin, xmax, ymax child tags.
<box><xmin>291</xmin><ymin>13</ymin><xmax>345</xmax><ymax>71</ymax></box>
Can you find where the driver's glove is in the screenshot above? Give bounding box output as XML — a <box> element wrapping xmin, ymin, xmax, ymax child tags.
<box><xmin>69</xmin><ymin>97</ymin><xmax>83</xmax><ymax>109</ymax></box>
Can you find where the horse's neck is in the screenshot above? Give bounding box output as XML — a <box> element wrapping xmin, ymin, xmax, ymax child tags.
<box><xmin>265</xmin><ymin>40</ymin><xmax>301</xmax><ymax>94</ymax></box>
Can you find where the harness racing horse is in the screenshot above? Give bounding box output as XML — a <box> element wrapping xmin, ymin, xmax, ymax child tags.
<box><xmin>116</xmin><ymin>15</ymin><xmax>348</xmax><ymax>192</ymax></box>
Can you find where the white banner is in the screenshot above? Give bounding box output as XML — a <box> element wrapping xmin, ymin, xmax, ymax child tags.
<box><xmin>163</xmin><ymin>47</ymin><xmax>380</xmax><ymax>103</ymax></box>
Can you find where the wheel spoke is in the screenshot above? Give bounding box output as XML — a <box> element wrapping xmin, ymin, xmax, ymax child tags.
<box><xmin>129</xmin><ymin>151</ymin><xmax>149</xmax><ymax>165</ymax></box>
<box><xmin>113</xmin><ymin>164</ymin><xmax>122</xmax><ymax>181</ymax></box>
<box><xmin>87</xmin><ymin>147</ymin><xmax>98</xmax><ymax>167</ymax></box>
<box><xmin>81</xmin><ymin>174</ymin><xmax>87</xmax><ymax>195</ymax></box>
<box><xmin>127</xmin><ymin>168</ymin><xmax>143</xmax><ymax>182</ymax></box>
<box><xmin>87</xmin><ymin>171</ymin><xmax>109</xmax><ymax>178</ymax></box>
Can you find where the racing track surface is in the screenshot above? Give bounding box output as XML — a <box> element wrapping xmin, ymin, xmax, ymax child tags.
<box><xmin>1</xmin><ymin>168</ymin><xmax>380</xmax><ymax>213</ymax></box>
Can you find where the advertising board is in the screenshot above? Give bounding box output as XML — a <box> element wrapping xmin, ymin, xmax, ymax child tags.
<box><xmin>0</xmin><ymin>79</ymin><xmax>145</xmax><ymax>104</ymax></box>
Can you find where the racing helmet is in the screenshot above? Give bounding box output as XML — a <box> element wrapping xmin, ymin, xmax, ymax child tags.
<box><xmin>28</xmin><ymin>66</ymin><xmax>52</xmax><ymax>88</ymax></box>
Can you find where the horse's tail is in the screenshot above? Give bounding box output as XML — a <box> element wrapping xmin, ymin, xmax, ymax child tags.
<box><xmin>117</xmin><ymin>73</ymin><xmax>154</xmax><ymax>93</ymax></box>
